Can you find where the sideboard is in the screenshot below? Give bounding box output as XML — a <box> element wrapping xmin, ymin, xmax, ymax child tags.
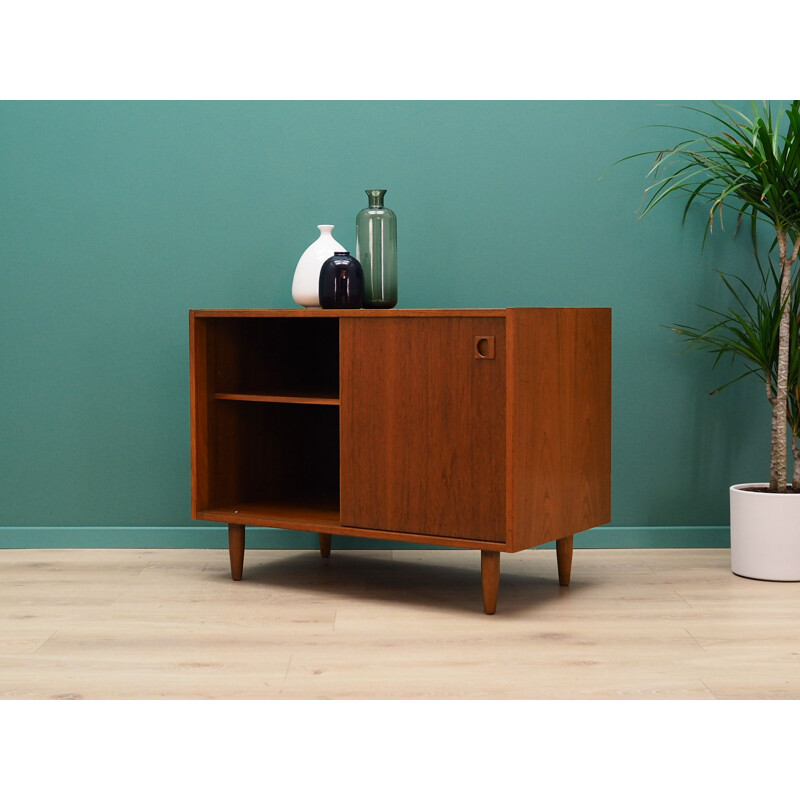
<box><xmin>190</xmin><ymin>308</ymin><xmax>611</xmax><ymax>613</ymax></box>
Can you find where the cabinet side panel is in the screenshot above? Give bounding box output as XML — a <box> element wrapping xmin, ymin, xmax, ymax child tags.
<box><xmin>190</xmin><ymin>314</ymin><xmax>211</xmax><ymax>516</ymax></box>
<box><xmin>509</xmin><ymin>308</ymin><xmax>611</xmax><ymax>549</ymax></box>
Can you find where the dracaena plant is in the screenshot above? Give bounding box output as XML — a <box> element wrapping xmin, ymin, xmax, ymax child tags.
<box><xmin>626</xmin><ymin>101</ymin><xmax>800</xmax><ymax>492</ymax></box>
<box><xmin>672</xmin><ymin>263</ymin><xmax>800</xmax><ymax>490</ymax></box>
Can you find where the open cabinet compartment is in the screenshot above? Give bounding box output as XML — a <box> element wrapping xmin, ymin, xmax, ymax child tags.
<box><xmin>211</xmin><ymin>316</ymin><xmax>339</xmax><ymax>400</ymax></box>
<box><xmin>192</xmin><ymin>314</ymin><xmax>341</xmax><ymax>524</ymax></box>
<box><xmin>208</xmin><ymin>400</ymin><xmax>340</xmax><ymax>519</ymax></box>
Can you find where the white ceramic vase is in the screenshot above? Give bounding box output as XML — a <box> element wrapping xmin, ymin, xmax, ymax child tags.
<box><xmin>730</xmin><ymin>483</ymin><xmax>800</xmax><ymax>581</ymax></box>
<box><xmin>292</xmin><ymin>224</ymin><xmax>345</xmax><ymax>308</ymax></box>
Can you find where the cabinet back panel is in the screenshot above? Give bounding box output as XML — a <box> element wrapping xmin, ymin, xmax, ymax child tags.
<box><xmin>209</xmin><ymin>401</ymin><xmax>340</xmax><ymax>511</ymax></box>
<box><xmin>212</xmin><ymin>317</ymin><xmax>339</xmax><ymax>398</ymax></box>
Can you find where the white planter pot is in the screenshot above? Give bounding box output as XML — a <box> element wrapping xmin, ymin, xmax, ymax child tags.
<box><xmin>730</xmin><ymin>483</ymin><xmax>800</xmax><ymax>581</ymax></box>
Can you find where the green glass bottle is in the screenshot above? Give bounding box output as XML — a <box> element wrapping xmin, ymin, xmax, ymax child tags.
<box><xmin>356</xmin><ymin>189</ymin><xmax>397</xmax><ymax>309</ymax></box>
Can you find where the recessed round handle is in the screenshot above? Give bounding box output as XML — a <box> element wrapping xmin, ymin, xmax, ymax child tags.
<box><xmin>474</xmin><ymin>336</ymin><xmax>496</xmax><ymax>359</ymax></box>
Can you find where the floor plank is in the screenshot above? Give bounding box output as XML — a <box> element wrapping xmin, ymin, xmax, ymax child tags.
<box><xmin>0</xmin><ymin>547</ymin><xmax>796</xmax><ymax>699</ymax></box>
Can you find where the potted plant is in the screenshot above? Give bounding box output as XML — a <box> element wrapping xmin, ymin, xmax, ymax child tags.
<box><xmin>673</xmin><ymin>264</ymin><xmax>800</xmax><ymax>579</ymax></box>
<box><xmin>628</xmin><ymin>101</ymin><xmax>800</xmax><ymax>580</ymax></box>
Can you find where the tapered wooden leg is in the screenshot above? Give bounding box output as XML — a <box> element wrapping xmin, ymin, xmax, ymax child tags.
<box><xmin>319</xmin><ymin>533</ymin><xmax>332</xmax><ymax>559</ymax></box>
<box><xmin>228</xmin><ymin>523</ymin><xmax>245</xmax><ymax>581</ymax></box>
<box><xmin>481</xmin><ymin>550</ymin><xmax>500</xmax><ymax>615</ymax></box>
<box><xmin>556</xmin><ymin>534</ymin><xmax>574</xmax><ymax>586</ymax></box>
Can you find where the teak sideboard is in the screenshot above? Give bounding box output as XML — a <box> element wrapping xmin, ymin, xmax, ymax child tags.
<box><xmin>190</xmin><ymin>308</ymin><xmax>611</xmax><ymax>613</ymax></box>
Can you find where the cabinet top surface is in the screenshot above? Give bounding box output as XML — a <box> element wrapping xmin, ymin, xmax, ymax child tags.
<box><xmin>190</xmin><ymin>308</ymin><xmax>608</xmax><ymax>318</ymax></box>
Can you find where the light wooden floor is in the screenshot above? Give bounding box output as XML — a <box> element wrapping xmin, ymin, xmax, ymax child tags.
<box><xmin>0</xmin><ymin>547</ymin><xmax>798</xmax><ymax>699</ymax></box>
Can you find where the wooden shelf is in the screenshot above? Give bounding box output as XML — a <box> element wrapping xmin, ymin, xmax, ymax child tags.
<box><xmin>214</xmin><ymin>392</ymin><xmax>340</xmax><ymax>406</ymax></box>
<box><xmin>198</xmin><ymin>502</ymin><xmax>341</xmax><ymax>527</ymax></box>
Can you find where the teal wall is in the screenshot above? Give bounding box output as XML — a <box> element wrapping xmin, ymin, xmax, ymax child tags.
<box><xmin>0</xmin><ymin>101</ymin><xmax>766</xmax><ymax>548</ymax></box>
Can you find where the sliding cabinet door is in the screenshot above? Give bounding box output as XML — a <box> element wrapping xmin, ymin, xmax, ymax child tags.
<box><xmin>340</xmin><ymin>316</ymin><xmax>506</xmax><ymax>542</ymax></box>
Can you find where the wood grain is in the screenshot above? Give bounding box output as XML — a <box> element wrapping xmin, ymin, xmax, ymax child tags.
<box><xmin>214</xmin><ymin>393</ymin><xmax>339</xmax><ymax>406</ymax></box>
<box><xmin>481</xmin><ymin>550</ymin><xmax>500</xmax><ymax>614</ymax></box>
<box><xmin>556</xmin><ymin>535</ymin><xmax>574</xmax><ymax>586</ymax></box>
<box><xmin>508</xmin><ymin>308</ymin><xmax>611</xmax><ymax>550</ymax></box>
<box><xmin>195</xmin><ymin>506</ymin><xmax>506</xmax><ymax>549</ymax></box>
<box><xmin>189</xmin><ymin>312</ymin><xmax>210</xmax><ymax>517</ymax></box>
<box><xmin>191</xmin><ymin>308</ymin><xmax>509</xmax><ymax>318</ymax></box>
<box><xmin>340</xmin><ymin>316</ymin><xmax>506</xmax><ymax>542</ymax></box>
<box><xmin>228</xmin><ymin>524</ymin><xmax>245</xmax><ymax>580</ymax></box>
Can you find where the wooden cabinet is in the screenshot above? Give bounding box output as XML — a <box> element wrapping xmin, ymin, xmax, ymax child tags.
<box><xmin>190</xmin><ymin>308</ymin><xmax>611</xmax><ymax>613</ymax></box>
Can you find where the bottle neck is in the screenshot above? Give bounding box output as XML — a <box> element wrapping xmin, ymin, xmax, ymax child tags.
<box><xmin>366</xmin><ymin>189</ymin><xmax>387</xmax><ymax>209</ymax></box>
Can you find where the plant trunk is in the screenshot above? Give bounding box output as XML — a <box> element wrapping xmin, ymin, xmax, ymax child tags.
<box><xmin>794</xmin><ymin>437</ymin><xmax>800</xmax><ymax>492</ymax></box>
<box><xmin>771</xmin><ymin>232</ymin><xmax>791</xmax><ymax>491</ymax></box>
<box><xmin>772</xmin><ymin>231</ymin><xmax>796</xmax><ymax>492</ymax></box>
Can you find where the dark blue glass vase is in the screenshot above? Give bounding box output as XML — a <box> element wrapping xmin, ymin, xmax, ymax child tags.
<box><xmin>318</xmin><ymin>251</ymin><xmax>364</xmax><ymax>309</ymax></box>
